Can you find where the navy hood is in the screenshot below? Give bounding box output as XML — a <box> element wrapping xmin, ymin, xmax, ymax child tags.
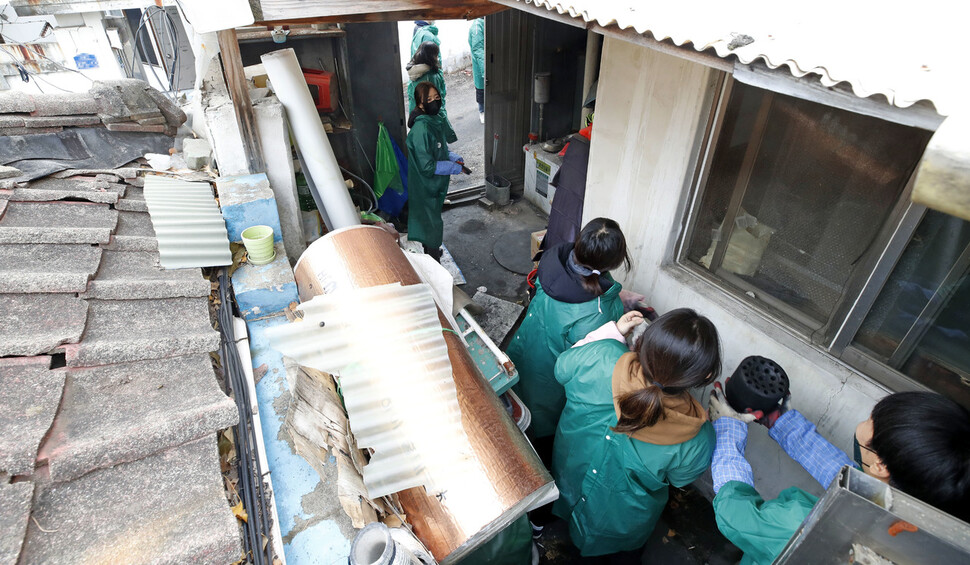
<box><xmin>537</xmin><ymin>242</ymin><xmax>613</xmax><ymax>303</ymax></box>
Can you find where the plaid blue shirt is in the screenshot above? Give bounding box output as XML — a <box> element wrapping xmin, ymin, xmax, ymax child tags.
<box><xmin>712</xmin><ymin>410</ymin><xmax>855</xmax><ymax>493</ymax></box>
<box><xmin>712</xmin><ymin>417</ymin><xmax>754</xmax><ymax>493</ymax></box>
<box><xmin>769</xmin><ymin>410</ymin><xmax>855</xmax><ymax>489</ymax></box>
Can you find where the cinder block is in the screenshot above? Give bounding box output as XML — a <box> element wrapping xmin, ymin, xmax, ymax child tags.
<box><xmin>183</xmin><ymin>138</ymin><xmax>212</xmax><ymax>170</ymax></box>
<box><xmin>231</xmin><ymin>242</ymin><xmax>298</xmax><ymax>321</ymax></box>
<box><xmin>215</xmin><ymin>173</ymin><xmax>284</xmax><ymax>244</ymax></box>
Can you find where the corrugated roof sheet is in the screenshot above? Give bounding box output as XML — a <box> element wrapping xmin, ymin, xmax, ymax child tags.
<box><xmin>267</xmin><ymin>283</ymin><xmax>475</xmax><ymax>498</ymax></box>
<box><xmin>142</xmin><ymin>175</ymin><xmax>232</xmax><ymax>269</ymax></box>
<box><xmin>506</xmin><ymin>0</ymin><xmax>963</xmax><ymax>116</ymax></box>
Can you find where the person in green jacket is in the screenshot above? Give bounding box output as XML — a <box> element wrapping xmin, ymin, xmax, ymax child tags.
<box><xmin>406</xmin><ymin>82</ymin><xmax>466</xmax><ymax>262</ymax></box>
<box><xmin>507</xmin><ymin>218</ymin><xmax>642</xmax><ymax>448</ymax></box>
<box><xmin>708</xmin><ymin>385</ymin><xmax>970</xmax><ymax>565</ymax></box>
<box><xmin>468</xmin><ymin>18</ymin><xmax>485</xmax><ymax>123</ymax></box>
<box><xmin>410</xmin><ymin>20</ymin><xmax>440</xmax><ymax>58</ymax></box>
<box><xmin>406</xmin><ymin>41</ymin><xmax>457</xmax><ymax>144</ymax></box>
<box><xmin>551</xmin><ymin>308</ymin><xmax>721</xmax><ymax>558</ymax></box>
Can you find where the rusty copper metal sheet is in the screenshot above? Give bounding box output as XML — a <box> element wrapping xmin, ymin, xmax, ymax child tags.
<box><xmin>295</xmin><ymin>225</ymin><xmax>553</xmax><ymax>563</ymax></box>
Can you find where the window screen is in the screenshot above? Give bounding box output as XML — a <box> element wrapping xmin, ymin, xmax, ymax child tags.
<box><xmin>687</xmin><ymin>82</ymin><xmax>932</xmax><ymax>330</ymax></box>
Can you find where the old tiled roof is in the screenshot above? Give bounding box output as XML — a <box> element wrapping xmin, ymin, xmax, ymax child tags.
<box><xmin>0</xmin><ymin>157</ymin><xmax>242</xmax><ymax>563</ymax></box>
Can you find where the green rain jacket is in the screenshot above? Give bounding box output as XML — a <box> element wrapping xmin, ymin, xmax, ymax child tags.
<box><xmin>406</xmin><ymin>113</ymin><xmax>451</xmax><ymax>249</ymax></box>
<box><xmin>411</xmin><ymin>24</ymin><xmax>440</xmax><ymax>57</ymax></box>
<box><xmin>469</xmin><ymin>18</ymin><xmax>485</xmax><ymax>90</ymax></box>
<box><xmin>551</xmin><ymin>340</ymin><xmax>716</xmax><ymax>556</ymax></box>
<box><xmin>407</xmin><ymin>70</ymin><xmax>457</xmax><ymax>144</ymax></box>
<box><xmin>507</xmin><ymin>278</ymin><xmax>623</xmax><ymax>438</ymax></box>
<box><xmin>713</xmin><ymin>482</ymin><xmax>817</xmax><ymax>565</ymax></box>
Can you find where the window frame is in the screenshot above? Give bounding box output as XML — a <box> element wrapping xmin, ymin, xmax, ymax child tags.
<box><xmin>675</xmin><ymin>68</ymin><xmax>952</xmax><ymax>396</ymax></box>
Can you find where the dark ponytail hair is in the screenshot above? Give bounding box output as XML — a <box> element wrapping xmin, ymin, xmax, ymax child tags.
<box><xmin>573</xmin><ymin>217</ymin><xmax>631</xmax><ymax>296</ymax></box>
<box><xmin>409</xmin><ymin>41</ymin><xmax>440</xmax><ymax>72</ymax></box>
<box><xmin>408</xmin><ymin>81</ymin><xmax>439</xmax><ymax>128</ymax></box>
<box><xmin>614</xmin><ymin>308</ymin><xmax>721</xmax><ymax>434</ymax></box>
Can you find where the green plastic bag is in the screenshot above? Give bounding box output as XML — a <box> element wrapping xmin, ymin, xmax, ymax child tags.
<box><xmin>374</xmin><ymin>122</ymin><xmax>403</xmax><ymax>198</ymax></box>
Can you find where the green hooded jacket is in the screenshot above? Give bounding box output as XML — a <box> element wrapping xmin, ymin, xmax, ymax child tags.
<box><xmin>507</xmin><ymin>278</ymin><xmax>623</xmax><ymax>438</ymax></box>
<box><xmin>550</xmin><ymin>340</ymin><xmax>715</xmax><ymax>556</ymax></box>
<box><xmin>406</xmin><ymin>70</ymin><xmax>457</xmax><ymax>144</ymax></box>
<box><xmin>411</xmin><ymin>24</ymin><xmax>440</xmax><ymax>57</ymax></box>
<box><xmin>405</xmin><ymin>113</ymin><xmax>450</xmax><ymax>249</ymax></box>
<box><xmin>713</xmin><ymin>481</ymin><xmax>817</xmax><ymax>565</ymax></box>
<box><xmin>469</xmin><ymin>18</ymin><xmax>485</xmax><ymax>90</ymax></box>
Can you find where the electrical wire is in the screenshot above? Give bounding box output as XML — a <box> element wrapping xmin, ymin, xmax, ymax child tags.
<box><xmin>340</xmin><ymin>165</ymin><xmax>378</xmax><ymax>213</ymax></box>
<box><xmin>0</xmin><ymin>32</ymin><xmax>95</xmax><ymax>82</ymax></box>
<box><xmin>217</xmin><ymin>270</ymin><xmax>272</xmax><ymax>565</ymax></box>
<box><xmin>133</xmin><ymin>6</ymin><xmax>181</xmax><ymax>97</ymax></box>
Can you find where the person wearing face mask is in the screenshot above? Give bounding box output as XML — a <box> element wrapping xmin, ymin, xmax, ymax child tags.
<box><xmin>406</xmin><ymin>41</ymin><xmax>456</xmax><ymax>144</ymax></box>
<box><xmin>406</xmin><ymin>82</ymin><xmax>468</xmax><ymax>262</ymax></box>
<box><xmin>707</xmin><ymin>386</ymin><xmax>970</xmax><ymax>565</ymax></box>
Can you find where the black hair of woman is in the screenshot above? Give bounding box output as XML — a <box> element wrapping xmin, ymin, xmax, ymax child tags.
<box><xmin>409</xmin><ymin>41</ymin><xmax>440</xmax><ymax>72</ymax></box>
<box><xmin>614</xmin><ymin>308</ymin><xmax>721</xmax><ymax>433</ymax></box>
<box><xmin>573</xmin><ymin>217</ymin><xmax>632</xmax><ymax>296</ymax></box>
<box><xmin>407</xmin><ymin>81</ymin><xmax>439</xmax><ymax>129</ymax></box>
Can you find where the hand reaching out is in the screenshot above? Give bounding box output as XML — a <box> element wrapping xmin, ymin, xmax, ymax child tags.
<box><xmin>616</xmin><ymin>310</ymin><xmax>645</xmax><ymax>336</ymax></box>
<box><xmin>709</xmin><ymin>382</ymin><xmax>762</xmax><ymax>423</ymax></box>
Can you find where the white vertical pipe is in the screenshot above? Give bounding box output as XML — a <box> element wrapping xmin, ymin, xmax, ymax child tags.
<box><xmin>260</xmin><ymin>48</ymin><xmax>360</xmax><ymax>229</ymax></box>
<box><xmin>581</xmin><ymin>31</ymin><xmax>602</xmax><ymax>126</ymax></box>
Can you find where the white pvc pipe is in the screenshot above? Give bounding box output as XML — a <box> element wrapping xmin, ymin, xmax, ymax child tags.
<box><xmin>260</xmin><ymin>48</ymin><xmax>360</xmax><ymax>229</ymax></box>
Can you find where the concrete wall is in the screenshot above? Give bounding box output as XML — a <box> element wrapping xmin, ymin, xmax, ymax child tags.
<box><xmin>397</xmin><ymin>20</ymin><xmax>473</xmax><ymax>82</ymax></box>
<box><xmin>584</xmin><ymin>36</ymin><xmax>891</xmax><ymax>499</ymax></box>
<box><xmin>2</xmin><ymin>12</ymin><xmax>127</xmax><ymax>94</ymax></box>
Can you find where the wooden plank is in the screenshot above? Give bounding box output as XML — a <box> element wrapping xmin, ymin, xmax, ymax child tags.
<box><xmin>256</xmin><ymin>0</ymin><xmax>504</xmax><ymax>24</ymax></box>
<box><xmin>9</xmin><ymin>0</ymin><xmax>160</xmax><ymax>17</ymax></box>
<box><xmin>217</xmin><ymin>29</ymin><xmax>265</xmax><ymax>174</ymax></box>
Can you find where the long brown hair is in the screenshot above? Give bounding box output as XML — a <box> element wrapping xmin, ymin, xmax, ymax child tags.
<box><xmin>573</xmin><ymin>218</ymin><xmax>631</xmax><ymax>296</ymax></box>
<box><xmin>613</xmin><ymin>308</ymin><xmax>721</xmax><ymax>434</ymax></box>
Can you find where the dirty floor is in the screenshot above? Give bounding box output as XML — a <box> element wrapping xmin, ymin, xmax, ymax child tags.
<box><xmin>440</xmin><ymin>200</ymin><xmax>743</xmax><ymax>565</ymax></box>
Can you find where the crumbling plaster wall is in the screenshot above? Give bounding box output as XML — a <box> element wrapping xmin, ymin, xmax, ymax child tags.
<box><xmin>583</xmin><ymin>36</ymin><xmax>890</xmax><ymax>500</ymax></box>
<box><xmin>192</xmin><ymin>56</ymin><xmax>305</xmax><ymax>265</ymax></box>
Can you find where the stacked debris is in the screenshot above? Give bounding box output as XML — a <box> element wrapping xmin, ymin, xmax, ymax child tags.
<box><xmin>0</xmin><ymin>78</ymin><xmax>186</xmax><ymax>137</ymax></box>
<box><xmin>0</xmin><ymin>158</ymin><xmax>244</xmax><ymax>563</ymax></box>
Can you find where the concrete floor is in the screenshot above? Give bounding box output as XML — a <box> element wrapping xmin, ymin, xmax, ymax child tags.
<box><xmin>442</xmin><ymin>199</ymin><xmax>546</xmax><ymax>302</ymax></box>
<box><xmin>443</xmin><ymin>68</ymin><xmax>486</xmax><ymax>193</ymax></box>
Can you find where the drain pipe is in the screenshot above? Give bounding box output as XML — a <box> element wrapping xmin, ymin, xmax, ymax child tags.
<box><xmin>350</xmin><ymin>523</ymin><xmax>420</xmax><ymax>565</ymax></box>
<box><xmin>233</xmin><ymin>316</ymin><xmax>286</xmax><ymax>563</ymax></box>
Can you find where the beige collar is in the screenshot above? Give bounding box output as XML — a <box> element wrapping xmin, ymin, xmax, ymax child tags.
<box><xmin>612</xmin><ymin>352</ymin><xmax>708</xmax><ymax>445</ymax></box>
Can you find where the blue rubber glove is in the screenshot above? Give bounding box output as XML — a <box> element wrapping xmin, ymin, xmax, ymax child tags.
<box><xmin>448</xmin><ymin>151</ymin><xmax>464</xmax><ymax>163</ymax></box>
<box><xmin>435</xmin><ymin>160</ymin><xmax>463</xmax><ymax>175</ymax></box>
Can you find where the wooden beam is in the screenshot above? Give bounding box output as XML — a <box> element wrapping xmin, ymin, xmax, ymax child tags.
<box><xmin>217</xmin><ymin>29</ymin><xmax>265</xmax><ymax>174</ymax></box>
<box><xmin>255</xmin><ymin>0</ymin><xmax>504</xmax><ymax>25</ymax></box>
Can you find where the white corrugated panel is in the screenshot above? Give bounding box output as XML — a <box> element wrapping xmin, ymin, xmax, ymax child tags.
<box><xmin>143</xmin><ymin>175</ymin><xmax>232</xmax><ymax>269</ymax></box>
<box><xmin>265</xmin><ymin>283</ymin><xmax>475</xmax><ymax>498</ymax></box>
<box><xmin>507</xmin><ymin>0</ymin><xmax>965</xmax><ymax>116</ymax></box>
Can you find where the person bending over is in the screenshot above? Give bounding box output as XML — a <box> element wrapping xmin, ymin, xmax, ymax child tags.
<box><xmin>708</xmin><ymin>387</ymin><xmax>970</xmax><ymax>565</ymax></box>
<box><xmin>551</xmin><ymin>308</ymin><xmax>721</xmax><ymax>561</ymax></box>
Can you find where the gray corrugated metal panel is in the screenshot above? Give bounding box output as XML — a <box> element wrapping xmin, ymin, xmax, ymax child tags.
<box><xmin>266</xmin><ymin>283</ymin><xmax>474</xmax><ymax>498</ymax></box>
<box><xmin>485</xmin><ymin>9</ymin><xmax>537</xmax><ymax>186</ymax></box>
<box><xmin>142</xmin><ymin>175</ymin><xmax>232</xmax><ymax>269</ymax></box>
<box><xmin>503</xmin><ymin>0</ymin><xmax>959</xmax><ymax>116</ymax></box>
